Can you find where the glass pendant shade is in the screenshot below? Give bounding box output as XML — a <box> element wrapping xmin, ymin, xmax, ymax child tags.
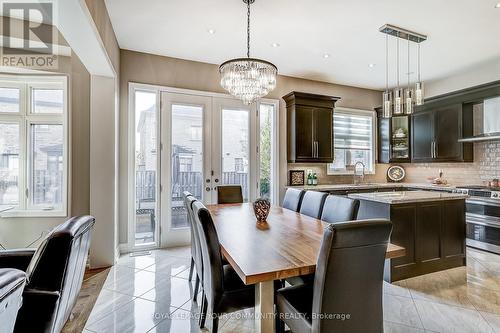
<box><xmin>404</xmin><ymin>88</ymin><xmax>414</xmax><ymax>114</ymax></box>
<box><xmin>383</xmin><ymin>91</ymin><xmax>392</xmax><ymax>118</ymax></box>
<box><xmin>219</xmin><ymin>58</ymin><xmax>277</xmax><ymax>105</ymax></box>
<box><xmin>415</xmin><ymin>82</ymin><xmax>424</xmax><ymax>106</ymax></box>
<box><xmin>393</xmin><ymin>88</ymin><xmax>404</xmax><ymax>115</ymax></box>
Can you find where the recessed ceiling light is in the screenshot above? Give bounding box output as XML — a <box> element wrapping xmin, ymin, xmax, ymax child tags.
<box><xmin>369</xmin><ymin>63</ymin><xmax>376</xmax><ymax>68</ymax></box>
<box><xmin>495</xmin><ymin>3</ymin><xmax>500</xmax><ymax>8</ymax></box>
<box><xmin>323</xmin><ymin>53</ymin><xmax>330</xmax><ymax>59</ymax></box>
<box><xmin>271</xmin><ymin>42</ymin><xmax>280</xmax><ymax>48</ymax></box>
<box><xmin>207</xmin><ymin>28</ymin><xmax>216</xmax><ymax>34</ymax></box>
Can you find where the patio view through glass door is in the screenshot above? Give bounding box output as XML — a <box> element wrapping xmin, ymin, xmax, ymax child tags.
<box><xmin>212</xmin><ymin>98</ymin><xmax>253</xmax><ymax>202</ymax></box>
<box><xmin>130</xmin><ymin>84</ymin><xmax>277</xmax><ymax>249</ymax></box>
<box><xmin>132</xmin><ymin>89</ymin><xmax>159</xmax><ymax>247</ymax></box>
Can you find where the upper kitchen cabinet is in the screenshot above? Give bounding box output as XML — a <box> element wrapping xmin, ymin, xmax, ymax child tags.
<box><xmin>411</xmin><ymin>104</ymin><xmax>473</xmax><ymax>162</ymax></box>
<box><xmin>376</xmin><ymin>108</ymin><xmax>411</xmax><ymax>163</ymax></box>
<box><xmin>284</xmin><ymin>92</ymin><xmax>340</xmax><ymax>163</ymax></box>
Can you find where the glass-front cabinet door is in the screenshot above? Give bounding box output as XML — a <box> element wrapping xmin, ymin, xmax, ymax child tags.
<box><xmin>391</xmin><ymin>116</ymin><xmax>410</xmax><ymax>160</ymax></box>
<box><xmin>376</xmin><ymin>110</ymin><xmax>411</xmax><ymax>164</ymax></box>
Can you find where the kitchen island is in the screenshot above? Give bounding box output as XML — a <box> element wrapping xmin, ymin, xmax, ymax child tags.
<box><xmin>348</xmin><ymin>190</ymin><xmax>468</xmax><ymax>282</ymax></box>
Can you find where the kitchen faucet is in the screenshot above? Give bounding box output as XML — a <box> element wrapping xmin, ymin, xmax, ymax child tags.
<box><xmin>353</xmin><ymin>161</ymin><xmax>365</xmax><ymax>185</ymax></box>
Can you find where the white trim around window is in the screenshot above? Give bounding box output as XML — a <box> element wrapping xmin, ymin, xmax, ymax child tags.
<box><xmin>0</xmin><ymin>74</ymin><xmax>69</xmax><ymax>217</ymax></box>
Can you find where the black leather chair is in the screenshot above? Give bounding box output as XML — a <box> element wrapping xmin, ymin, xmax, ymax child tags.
<box><xmin>299</xmin><ymin>191</ymin><xmax>328</xmax><ymax>219</ymax></box>
<box><xmin>320</xmin><ymin>195</ymin><xmax>360</xmax><ymax>224</ymax></box>
<box><xmin>183</xmin><ymin>191</ymin><xmax>203</xmax><ymax>300</ymax></box>
<box><xmin>276</xmin><ymin>219</ymin><xmax>392</xmax><ymax>333</ymax></box>
<box><xmin>192</xmin><ymin>201</ymin><xmax>254</xmax><ymax>333</ymax></box>
<box><xmin>282</xmin><ymin>188</ymin><xmax>304</xmax><ymax>212</ymax></box>
<box><xmin>0</xmin><ymin>216</ymin><xmax>95</xmax><ymax>333</ymax></box>
<box><xmin>216</xmin><ymin>185</ymin><xmax>243</xmax><ymax>204</ymax></box>
<box><xmin>0</xmin><ymin>268</ymin><xmax>26</xmax><ymax>333</ymax></box>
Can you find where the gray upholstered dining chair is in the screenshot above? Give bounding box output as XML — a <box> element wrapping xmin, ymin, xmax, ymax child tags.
<box><xmin>183</xmin><ymin>191</ymin><xmax>203</xmax><ymax>300</ymax></box>
<box><xmin>320</xmin><ymin>195</ymin><xmax>360</xmax><ymax>224</ymax></box>
<box><xmin>0</xmin><ymin>268</ymin><xmax>26</xmax><ymax>333</ymax></box>
<box><xmin>299</xmin><ymin>191</ymin><xmax>328</xmax><ymax>219</ymax></box>
<box><xmin>192</xmin><ymin>201</ymin><xmax>255</xmax><ymax>333</ymax></box>
<box><xmin>216</xmin><ymin>185</ymin><xmax>243</xmax><ymax>204</ymax></box>
<box><xmin>276</xmin><ymin>219</ymin><xmax>392</xmax><ymax>333</ymax></box>
<box><xmin>282</xmin><ymin>188</ymin><xmax>305</xmax><ymax>212</ymax></box>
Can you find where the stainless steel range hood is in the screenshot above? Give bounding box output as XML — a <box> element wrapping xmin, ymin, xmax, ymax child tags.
<box><xmin>458</xmin><ymin>96</ymin><xmax>500</xmax><ymax>142</ymax></box>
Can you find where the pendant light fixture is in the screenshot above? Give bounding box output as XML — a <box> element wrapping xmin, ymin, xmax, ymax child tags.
<box><xmin>382</xmin><ymin>33</ymin><xmax>392</xmax><ymax>118</ymax></box>
<box><xmin>415</xmin><ymin>43</ymin><xmax>424</xmax><ymax>106</ymax></box>
<box><xmin>404</xmin><ymin>34</ymin><xmax>414</xmax><ymax>114</ymax></box>
<box><xmin>379</xmin><ymin>24</ymin><xmax>427</xmax><ymax>116</ymax></box>
<box><xmin>219</xmin><ymin>0</ymin><xmax>278</xmax><ymax>105</ymax></box>
<box><xmin>393</xmin><ymin>31</ymin><xmax>404</xmax><ymax>115</ymax></box>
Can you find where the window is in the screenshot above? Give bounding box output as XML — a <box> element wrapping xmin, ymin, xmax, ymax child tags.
<box><xmin>258</xmin><ymin>102</ymin><xmax>277</xmax><ymax>203</ymax></box>
<box><xmin>190</xmin><ymin>125</ymin><xmax>202</xmax><ymax>141</ymax></box>
<box><xmin>327</xmin><ymin>108</ymin><xmax>375</xmax><ymax>175</ymax></box>
<box><xmin>179</xmin><ymin>156</ymin><xmax>193</xmax><ymax>172</ymax></box>
<box><xmin>0</xmin><ymin>75</ymin><xmax>67</xmax><ymax>215</ymax></box>
<box><xmin>234</xmin><ymin>158</ymin><xmax>244</xmax><ymax>172</ymax></box>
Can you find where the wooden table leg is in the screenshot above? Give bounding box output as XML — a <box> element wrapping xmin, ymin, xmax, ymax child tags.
<box><xmin>255</xmin><ymin>280</ymin><xmax>275</xmax><ymax>333</ymax></box>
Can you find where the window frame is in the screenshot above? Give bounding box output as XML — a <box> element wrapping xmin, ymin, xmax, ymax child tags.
<box><xmin>0</xmin><ymin>75</ymin><xmax>69</xmax><ymax>217</ymax></box>
<box><xmin>327</xmin><ymin>107</ymin><xmax>376</xmax><ymax>176</ymax></box>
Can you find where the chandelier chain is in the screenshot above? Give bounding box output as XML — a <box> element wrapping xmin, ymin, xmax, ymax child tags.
<box><xmin>247</xmin><ymin>0</ymin><xmax>251</xmax><ymax>58</ymax></box>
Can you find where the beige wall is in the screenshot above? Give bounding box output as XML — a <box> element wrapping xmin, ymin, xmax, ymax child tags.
<box><xmin>0</xmin><ymin>53</ymin><xmax>91</xmax><ymax>248</ymax></box>
<box><xmin>425</xmin><ymin>57</ymin><xmax>500</xmax><ymax>98</ymax></box>
<box><xmin>118</xmin><ymin>49</ymin><xmax>382</xmax><ymax>245</ymax></box>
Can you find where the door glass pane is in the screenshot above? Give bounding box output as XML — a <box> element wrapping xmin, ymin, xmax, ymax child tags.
<box><xmin>32</xmin><ymin>88</ymin><xmax>64</xmax><ymax>114</ymax></box>
<box><xmin>0</xmin><ymin>87</ymin><xmax>20</xmax><ymax>113</ymax></box>
<box><xmin>222</xmin><ymin>108</ymin><xmax>249</xmax><ymax>201</ymax></box>
<box><xmin>259</xmin><ymin>104</ymin><xmax>274</xmax><ymax>201</ymax></box>
<box><xmin>0</xmin><ymin>123</ymin><xmax>19</xmax><ymax>207</ymax></box>
<box><xmin>31</xmin><ymin>124</ymin><xmax>63</xmax><ymax>209</ymax></box>
<box><xmin>134</xmin><ymin>91</ymin><xmax>157</xmax><ymax>245</ymax></box>
<box><xmin>171</xmin><ymin>104</ymin><xmax>203</xmax><ymax>229</ymax></box>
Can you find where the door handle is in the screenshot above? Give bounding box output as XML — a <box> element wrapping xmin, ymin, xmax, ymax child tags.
<box><xmin>316</xmin><ymin>141</ymin><xmax>319</xmax><ymax>158</ymax></box>
<box><xmin>434</xmin><ymin>142</ymin><xmax>438</xmax><ymax>158</ymax></box>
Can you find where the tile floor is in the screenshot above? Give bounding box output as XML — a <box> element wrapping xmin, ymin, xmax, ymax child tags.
<box><xmin>84</xmin><ymin>247</ymin><xmax>500</xmax><ymax>333</ymax></box>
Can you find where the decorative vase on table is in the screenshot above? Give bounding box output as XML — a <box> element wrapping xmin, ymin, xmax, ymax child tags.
<box><xmin>253</xmin><ymin>198</ymin><xmax>271</xmax><ymax>224</ymax></box>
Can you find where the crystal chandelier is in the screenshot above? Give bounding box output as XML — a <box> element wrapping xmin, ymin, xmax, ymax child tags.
<box><xmin>379</xmin><ymin>25</ymin><xmax>427</xmax><ymax>118</ymax></box>
<box><xmin>219</xmin><ymin>0</ymin><xmax>278</xmax><ymax>105</ymax></box>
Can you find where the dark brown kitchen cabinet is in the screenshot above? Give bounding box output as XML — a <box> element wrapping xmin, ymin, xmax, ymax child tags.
<box><xmin>412</xmin><ymin>110</ymin><xmax>434</xmax><ymax>161</ymax></box>
<box><xmin>284</xmin><ymin>92</ymin><xmax>340</xmax><ymax>163</ymax></box>
<box><xmin>411</xmin><ymin>104</ymin><xmax>472</xmax><ymax>162</ymax></box>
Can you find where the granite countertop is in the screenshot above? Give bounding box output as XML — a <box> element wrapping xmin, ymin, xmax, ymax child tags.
<box><xmin>347</xmin><ymin>190</ymin><xmax>468</xmax><ymax>204</ymax></box>
<box><xmin>287</xmin><ymin>183</ymin><xmax>456</xmax><ymax>191</ymax></box>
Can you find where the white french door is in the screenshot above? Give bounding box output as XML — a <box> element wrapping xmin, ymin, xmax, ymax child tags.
<box><xmin>210</xmin><ymin>98</ymin><xmax>256</xmax><ymax>203</ymax></box>
<box><xmin>129</xmin><ymin>83</ymin><xmax>278</xmax><ymax>250</ymax></box>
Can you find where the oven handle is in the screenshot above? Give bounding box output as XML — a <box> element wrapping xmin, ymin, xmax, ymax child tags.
<box><xmin>467</xmin><ymin>199</ymin><xmax>500</xmax><ymax>207</ymax></box>
<box><xmin>467</xmin><ymin>213</ymin><xmax>500</xmax><ymax>228</ymax></box>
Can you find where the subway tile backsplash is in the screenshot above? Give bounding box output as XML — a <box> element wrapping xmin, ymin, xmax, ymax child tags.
<box><xmin>287</xmin><ymin>140</ymin><xmax>500</xmax><ymax>186</ymax></box>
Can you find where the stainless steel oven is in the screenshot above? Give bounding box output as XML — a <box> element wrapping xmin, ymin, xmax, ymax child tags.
<box><xmin>454</xmin><ymin>187</ymin><xmax>500</xmax><ymax>254</ymax></box>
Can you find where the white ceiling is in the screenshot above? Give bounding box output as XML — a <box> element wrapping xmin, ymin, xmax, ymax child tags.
<box><xmin>105</xmin><ymin>0</ymin><xmax>500</xmax><ymax>90</ymax></box>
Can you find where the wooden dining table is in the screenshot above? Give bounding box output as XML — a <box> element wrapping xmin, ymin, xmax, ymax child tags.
<box><xmin>207</xmin><ymin>202</ymin><xmax>405</xmax><ymax>333</ymax></box>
